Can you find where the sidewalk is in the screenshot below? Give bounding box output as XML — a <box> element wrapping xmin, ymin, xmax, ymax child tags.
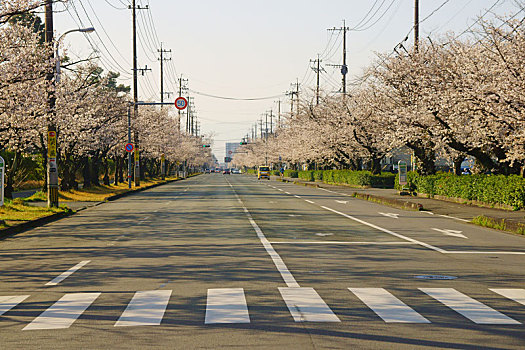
<box><xmin>273</xmin><ymin>175</ymin><xmax>525</xmax><ymax>228</ymax></box>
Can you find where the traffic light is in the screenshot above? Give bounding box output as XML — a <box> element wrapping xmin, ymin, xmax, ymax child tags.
<box><xmin>202</xmin><ymin>144</ymin><xmax>210</xmax><ymax>148</ymax></box>
<box><xmin>240</xmin><ymin>141</ymin><xmax>247</xmax><ymax>145</ymax></box>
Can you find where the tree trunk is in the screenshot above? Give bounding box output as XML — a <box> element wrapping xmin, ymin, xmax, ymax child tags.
<box><xmin>4</xmin><ymin>151</ymin><xmax>19</xmax><ymax>199</ymax></box>
<box><xmin>91</xmin><ymin>153</ymin><xmax>101</xmax><ymax>186</ymax></box>
<box><xmin>118</xmin><ymin>156</ymin><xmax>124</xmax><ymax>183</ymax></box>
<box><xmin>453</xmin><ymin>155</ymin><xmax>465</xmax><ymax>176</ymax></box>
<box><xmin>103</xmin><ymin>157</ymin><xmax>110</xmax><ymax>186</ymax></box>
<box><xmin>407</xmin><ymin>141</ymin><xmax>436</xmax><ymax>175</ymax></box>
<box><xmin>370</xmin><ymin>156</ymin><xmax>382</xmax><ymax>175</ymax></box>
<box><xmin>113</xmin><ymin>156</ymin><xmax>119</xmax><ymax>186</ymax></box>
<box><xmin>82</xmin><ymin>156</ymin><xmax>91</xmax><ymax>189</ymax></box>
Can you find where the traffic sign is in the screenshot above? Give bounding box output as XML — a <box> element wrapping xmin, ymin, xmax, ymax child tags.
<box><xmin>175</xmin><ymin>97</ymin><xmax>188</xmax><ymax>110</ymax></box>
<box><xmin>125</xmin><ymin>143</ymin><xmax>134</xmax><ymax>152</ymax></box>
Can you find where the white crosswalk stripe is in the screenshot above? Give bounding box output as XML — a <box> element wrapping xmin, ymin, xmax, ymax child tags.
<box><xmin>349</xmin><ymin>288</ymin><xmax>430</xmax><ymax>323</ymax></box>
<box><xmin>205</xmin><ymin>288</ymin><xmax>250</xmax><ymax>324</ymax></box>
<box><xmin>279</xmin><ymin>287</ymin><xmax>340</xmax><ymax>322</ymax></box>
<box><xmin>23</xmin><ymin>293</ymin><xmax>100</xmax><ymax>330</ymax></box>
<box><xmin>420</xmin><ymin>288</ymin><xmax>520</xmax><ymax>324</ymax></box>
<box><xmin>115</xmin><ymin>290</ymin><xmax>172</xmax><ymax>327</ymax></box>
<box><xmin>490</xmin><ymin>289</ymin><xmax>525</xmax><ymax>306</ymax></box>
<box><xmin>0</xmin><ymin>295</ymin><xmax>30</xmax><ymax>316</ymax></box>
<box><xmin>3</xmin><ymin>287</ymin><xmax>525</xmax><ymax>329</ymax></box>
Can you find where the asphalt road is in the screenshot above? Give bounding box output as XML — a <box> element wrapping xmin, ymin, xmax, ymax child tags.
<box><xmin>1</xmin><ymin>174</ymin><xmax>525</xmax><ymax>349</ymax></box>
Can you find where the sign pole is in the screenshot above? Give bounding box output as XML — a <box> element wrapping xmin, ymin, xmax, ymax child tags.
<box><xmin>0</xmin><ymin>156</ymin><xmax>4</xmax><ymax>207</ymax></box>
<box><xmin>47</xmin><ymin>129</ymin><xmax>59</xmax><ymax>207</ymax></box>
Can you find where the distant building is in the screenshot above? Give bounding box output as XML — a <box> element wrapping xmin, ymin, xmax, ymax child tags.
<box><xmin>225</xmin><ymin>142</ymin><xmax>240</xmax><ymax>163</ymax></box>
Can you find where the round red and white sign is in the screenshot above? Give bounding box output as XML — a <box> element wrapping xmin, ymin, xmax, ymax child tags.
<box><xmin>174</xmin><ymin>96</ymin><xmax>188</xmax><ymax>110</ymax></box>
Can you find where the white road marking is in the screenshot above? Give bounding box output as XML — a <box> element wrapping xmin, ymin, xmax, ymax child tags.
<box><xmin>490</xmin><ymin>289</ymin><xmax>525</xmax><ymax>306</ymax></box>
<box><xmin>321</xmin><ymin>206</ymin><xmax>446</xmax><ymax>253</ymax></box>
<box><xmin>288</xmin><ymin>214</ymin><xmax>302</xmax><ymax>217</ymax></box>
<box><xmin>379</xmin><ymin>212</ymin><xmax>400</xmax><ymax>219</ymax></box>
<box><xmin>293</xmin><ymin>195</ymin><xmax>301</xmax><ymax>199</ymax></box>
<box><xmin>277</xmin><ymin>189</ymin><xmax>284</xmax><ymax>192</ymax></box>
<box><xmin>420</xmin><ymin>288</ymin><xmax>520</xmax><ymax>324</ymax></box>
<box><xmin>226</xmin><ymin>179</ymin><xmax>299</xmax><ymax>288</ymax></box>
<box><xmin>0</xmin><ymin>295</ymin><xmax>30</xmax><ymax>316</ymax></box>
<box><xmin>335</xmin><ymin>200</ymin><xmax>348</xmax><ymax>204</ymax></box>
<box><xmin>431</xmin><ymin>228</ymin><xmax>468</xmax><ymax>239</ymax></box>
<box><xmin>269</xmin><ymin>241</ymin><xmax>417</xmax><ymax>245</ymax></box>
<box><xmin>349</xmin><ymin>288</ymin><xmax>430</xmax><ymax>323</ymax></box>
<box><xmin>285</xmin><ymin>191</ymin><xmax>291</xmax><ymax>195</ymax></box>
<box><xmin>423</xmin><ymin>211</ymin><xmax>435</xmax><ymax>215</ymax></box>
<box><xmin>45</xmin><ymin>260</ymin><xmax>91</xmax><ymax>286</ymax></box>
<box><xmin>279</xmin><ymin>287</ymin><xmax>340</xmax><ymax>322</ymax></box>
<box><xmin>315</xmin><ymin>233</ymin><xmax>333</xmax><ymax>236</ymax></box>
<box><xmin>205</xmin><ymin>288</ymin><xmax>250</xmax><ymax>324</ymax></box>
<box><xmin>439</xmin><ymin>214</ymin><xmax>470</xmax><ymax>223</ymax></box>
<box><xmin>115</xmin><ymin>290</ymin><xmax>172</xmax><ymax>327</ymax></box>
<box><xmin>24</xmin><ymin>293</ymin><xmax>100</xmax><ymax>330</ymax></box>
<box><xmin>445</xmin><ymin>251</ymin><xmax>525</xmax><ymax>255</ymax></box>
<box><xmin>305</xmin><ymin>200</ymin><xmax>315</xmax><ymax>204</ymax></box>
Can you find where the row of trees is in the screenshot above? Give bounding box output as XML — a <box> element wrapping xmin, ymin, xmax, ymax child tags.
<box><xmin>0</xmin><ymin>3</ymin><xmax>211</xmax><ymax>198</ymax></box>
<box><xmin>234</xmin><ymin>15</ymin><xmax>525</xmax><ymax>177</ymax></box>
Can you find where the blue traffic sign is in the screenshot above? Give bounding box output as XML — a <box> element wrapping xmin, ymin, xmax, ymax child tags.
<box><xmin>125</xmin><ymin>143</ymin><xmax>134</xmax><ymax>152</ymax></box>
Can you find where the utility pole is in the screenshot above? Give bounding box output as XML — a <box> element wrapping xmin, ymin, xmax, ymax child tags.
<box><xmin>276</xmin><ymin>100</ymin><xmax>281</xmax><ymax>129</ymax></box>
<box><xmin>259</xmin><ymin>118</ymin><xmax>263</xmax><ymax>140</ymax></box>
<box><xmin>130</xmin><ymin>0</ymin><xmax>148</xmax><ymax>186</ymax></box>
<box><xmin>178</xmin><ymin>75</ymin><xmax>188</xmax><ymax>131</ymax></box>
<box><xmin>328</xmin><ymin>20</ymin><xmax>350</xmax><ymax>95</ymax></box>
<box><xmin>45</xmin><ymin>0</ymin><xmax>58</xmax><ymax>207</ymax></box>
<box><xmin>158</xmin><ymin>43</ymin><xmax>172</xmax><ymax>103</ymax></box>
<box><xmin>310</xmin><ymin>54</ymin><xmax>323</xmax><ymax>105</ymax></box>
<box><xmin>269</xmin><ymin>110</ymin><xmax>273</xmax><ymax>135</ymax></box>
<box><xmin>265</xmin><ymin>113</ymin><xmax>268</xmax><ymax>141</ymax></box>
<box><xmin>414</xmin><ymin>0</ymin><xmax>419</xmax><ymax>52</ymax></box>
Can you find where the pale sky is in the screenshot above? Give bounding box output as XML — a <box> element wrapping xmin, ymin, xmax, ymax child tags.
<box><xmin>51</xmin><ymin>0</ymin><xmax>521</xmax><ymax>161</ymax></box>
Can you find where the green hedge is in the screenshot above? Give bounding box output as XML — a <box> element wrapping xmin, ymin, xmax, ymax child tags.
<box><xmin>271</xmin><ymin>170</ymin><xmax>280</xmax><ymax>176</ymax></box>
<box><xmin>245</xmin><ymin>168</ymin><xmax>256</xmax><ymax>174</ymax></box>
<box><xmin>298</xmin><ymin>170</ymin><xmax>315</xmax><ymax>181</ymax></box>
<box><xmin>398</xmin><ymin>172</ymin><xmax>525</xmax><ymax>209</ymax></box>
<box><xmin>284</xmin><ymin>170</ymin><xmax>298</xmax><ymax>178</ymax></box>
<box><xmin>321</xmin><ymin>170</ymin><xmax>395</xmax><ymax>188</ymax></box>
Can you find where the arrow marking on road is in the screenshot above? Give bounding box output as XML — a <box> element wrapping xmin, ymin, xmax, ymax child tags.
<box><xmin>379</xmin><ymin>212</ymin><xmax>400</xmax><ymax>219</ymax></box>
<box><xmin>432</xmin><ymin>228</ymin><xmax>468</xmax><ymax>239</ymax></box>
<box><xmin>335</xmin><ymin>200</ymin><xmax>348</xmax><ymax>204</ymax></box>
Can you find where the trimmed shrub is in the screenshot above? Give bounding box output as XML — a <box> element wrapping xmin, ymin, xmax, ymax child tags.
<box><xmin>398</xmin><ymin>172</ymin><xmax>525</xmax><ymax>209</ymax></box>
<box><xmin>313</xmin><ymin>170</ymin><xmax>324</xmax><ymax>181</ymax></box>
<box><xmin>298</xmin><ymin>170</ymin><xmax>314</xmax><ymax>181</ymax></box>
<box><xmin>271</xmin><ymin>170</ymin><xmax>280</xmax><ymax>176</ymax></box>
<box><xmin>284</xmin><ymin>169</ymin><xmax>298</xmax><ymax>178</ymax></box>
<box><xmin>321</xmin><ymin>170</ymin><xmax>395</xmax><ymax>188</ymax></box>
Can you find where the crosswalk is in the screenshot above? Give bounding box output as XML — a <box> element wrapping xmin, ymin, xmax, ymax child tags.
<box><xmin>0</xmin><ymin>287</ymin><xmax>523</xmax><ymax>330</ymax></box>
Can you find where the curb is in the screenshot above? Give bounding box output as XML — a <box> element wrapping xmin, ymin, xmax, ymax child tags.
<box><xmin>106</xmin><ymin>177</ymin><xmax>183</xmax><ymax>201</ymax></box>
<box><xmin>0</xmin><ymin>211</ymin><xmax>74</xmax><ymax>240</ymax></box>
<box><xmin>351</xmin><ymin>192</ymin><xmax>423</xmax><ymax>211</ymax></box>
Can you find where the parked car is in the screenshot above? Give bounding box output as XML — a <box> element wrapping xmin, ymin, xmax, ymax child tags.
<box><xmin>231</xmin><ymin>168</ymin><xmax>241</xmax><ymax>174</ymax></box>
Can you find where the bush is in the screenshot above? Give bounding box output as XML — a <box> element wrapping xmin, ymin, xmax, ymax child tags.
<box><xmin>245</xmin><ymin>168</ymin><xmax>256</xmax><ymax>175</ymax></box>
<box><xmin>398</xmin><ymin>172</ymin><xmax>525</xmax><ymax>209</ymax></box>
<box><xmin>313</xmin><ymin>170</ymin><xmax>324</xmax><ymax>181</ymax></box>
<box><xmin>298</xmin><ymin>170</ymin><xmax>314</xmax><ymax>181</ymax></box>
<box><xmin>271</xmin><ymin>170</ymin><xmax>280</xmax><ymax>176</ymax></box>
<box><xmin>284</xmin><ymin>169</ymin><xmax>298</xmax><ymax>178</ymax></box>
<box><xmin>320</xmin><ymin>170</ymin><xmax>395</xmax><ymax>188</ymax></box>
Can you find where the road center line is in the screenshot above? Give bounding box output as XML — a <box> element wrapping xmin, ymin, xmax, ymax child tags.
<box><xmin>226</xmin><ymin>179</ymin><xmax>300</xmax><ymax>288</ymax></box>
<box><xmin>45</xmin><ymin>260</ymin><xmax>91</xmax><ymax>286</ymax></box>
<box><xmin>320</xmin><ymin>206</ymin><xmax>446</xmax><ymax>253</ymax></box>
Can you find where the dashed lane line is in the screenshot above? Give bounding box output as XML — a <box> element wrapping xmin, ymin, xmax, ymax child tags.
<box><xmin>45</xmin><ymin>260</ymin><xmax>91</xmax><ymax>286</ymax></box>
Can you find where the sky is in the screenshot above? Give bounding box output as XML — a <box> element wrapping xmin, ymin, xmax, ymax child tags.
<box><xmin>51</xmin><ymin>0</ymin><xmax>522</xmax><ymax>161</ymax></box>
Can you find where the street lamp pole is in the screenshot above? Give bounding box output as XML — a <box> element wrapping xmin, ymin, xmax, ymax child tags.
<box><xmin>47</xmin><ymin>27</ymin><xmax>95</xmax><ymax>208</ymax></box>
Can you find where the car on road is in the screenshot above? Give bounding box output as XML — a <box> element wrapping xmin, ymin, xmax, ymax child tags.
<box><xmin>223</xmin><ymin>169</ymin><xmax>230</xmax><ymax>174</ymax></box>
<box><xmin>257</xmin><ymin>166</ymin><xmax>270</xmax><ymax>180</ymax></box>
<box><xmin>204</xmin><ymin>169</ymin><xmax>211</xmax><ymax>173</ymax></box>
<box><xmin>231</xmin><ymin>168</ymin><xmax>241</xmax><ymax>174</ymax></box>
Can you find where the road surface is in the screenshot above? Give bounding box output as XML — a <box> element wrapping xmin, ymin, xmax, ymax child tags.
<box><xmin>1</xmin><ymin>174</ymin><xmax>524</xmax><ymax>349</ymax></box>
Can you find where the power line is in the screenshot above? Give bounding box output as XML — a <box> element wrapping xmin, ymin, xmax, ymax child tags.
<box><xmin>189</xmin><ymin>89</ymin><xmax>286</xmax><ymax>101</ymax></box>
<box><xmin>352</xmin><ymin>0</ymin><xmax>397</xmax><ymax>32</ymax></box>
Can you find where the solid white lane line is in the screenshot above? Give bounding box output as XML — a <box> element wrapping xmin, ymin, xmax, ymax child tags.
<box><xmin>226</xmin><ymin>179</ymin><xmax>299</xmax><ymax>288</ymax></box>
<box><xmin>349</xmin><ymin>288</ymin><xmax>430</xmax><ymax>323</ymax></box>
<box><xmin>490</xmin><ymin>289</ymin><xmax>525</xmax><ymax>305</ymax></box>
<box><xmin>279</xmin><ymin>287</ymin><xmax>340</xmax><ymax>322</ymax></box>
<box><xmin>24</xmin><ymin>293</ymin><xmax>100</xmax><ymax>330</ymax></box>
<box><xmin>0</xmin><ymin>295</ymin><xmax>30</xmax><ymax>316</ymax></box>
<box><xmin>45</xmin><ymin>260</ymin><xmax>91</xmax><ymax>286</ymax></box>
<box><xmin>205</xmin><ymin>288</ymin><xmax>250</xmax><ymax>324</ymax></box>
<box><xmin>269</xmin><ymin>241</ymin><xmax>417</xmax><ymax>245</ymax></box>
<box><xmin>115</xmin><ymin>290</ymin><xmax>172</xmax><ymax>327</ymax></box>
<box><xmin>305</xmin><ymin>200</ymin><xmax>315</xmax><ymax>204</ymax></box>
<box><xmin>321</xmin><ymin>206</ymin><xmax>446</xmax><ymax>253</ymax></box>
<box><xmin>420</xmin><ymin>288</ymin><xmax>520</xmax><ymax>324</ymax></box>
<box><xmin>445</xmin><ymin>251</ymin><xmax>525</xmax><ymax>255</ymax></box>
<box><xmin>439</xmin><ymin>214</ymin><xmax>470</xmax><ymax>223</ymax></box>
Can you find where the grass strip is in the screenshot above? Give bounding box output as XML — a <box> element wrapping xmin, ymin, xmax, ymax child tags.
<box><xmin>471</xmin><ymin>215</ymin><xmax>525</xmax><ymax>236</ymax></box>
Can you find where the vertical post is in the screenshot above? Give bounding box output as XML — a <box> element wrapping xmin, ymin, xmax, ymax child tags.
<box><xmin>0</xmin><ymin>156</ymin><xmax>4</xmax><ymax>207</ymax></box>
<box><xmin>45</xmin><ymin>0</ymin><xmax>58</xmax><ymax>208</ymax></box>
<box><xmin>316</xmin><ymin>55</ymin><xmax>320</xmax><ymax>105</ymax></box>
<box><xmin>132</xmin><ymin>0</ymin><xmax>140</xmax><ymax>186</ymax></box>
<box><xmin>159</xmin><ymin>43</ymin><xmax>164</xmax><ymax>104</ymax></box>
<box><xmin>342</xmin><ymin>20</ymin><xmax>347</xmax><ymax>95</ymax></box>
<box><xmin>127</xmin><ymin>105</ymin><xmax>132</xmax><ymax>189</ymax></box>
<box><xmin>161</xmin><ymin>153</ymin><xmax>166</xmax><ymax>180</ymax></box>
<box><xmin>414</xmin><ymin>0</ymin><xmax>419</xmax><ymax>52</ymax></box>
<box><xmin>269</xmin><ymin>110</ymin><xmax>273</xmax><ymax>135</ymax></box>
<box><xmin>277</xmin><ymin>100</ymin><xmax>281</xmax><ymax>129</ymax></box>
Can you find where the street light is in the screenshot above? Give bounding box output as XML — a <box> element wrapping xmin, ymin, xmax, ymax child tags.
<box><xmin>47</xmin><ymin>27</ymin><xmax>95</xmax><ymax>208</ymax></box>
<box><xmin>55</xmin><ymin>27</ymin><xmax>95</xmax><ymax>83</ymax></box>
